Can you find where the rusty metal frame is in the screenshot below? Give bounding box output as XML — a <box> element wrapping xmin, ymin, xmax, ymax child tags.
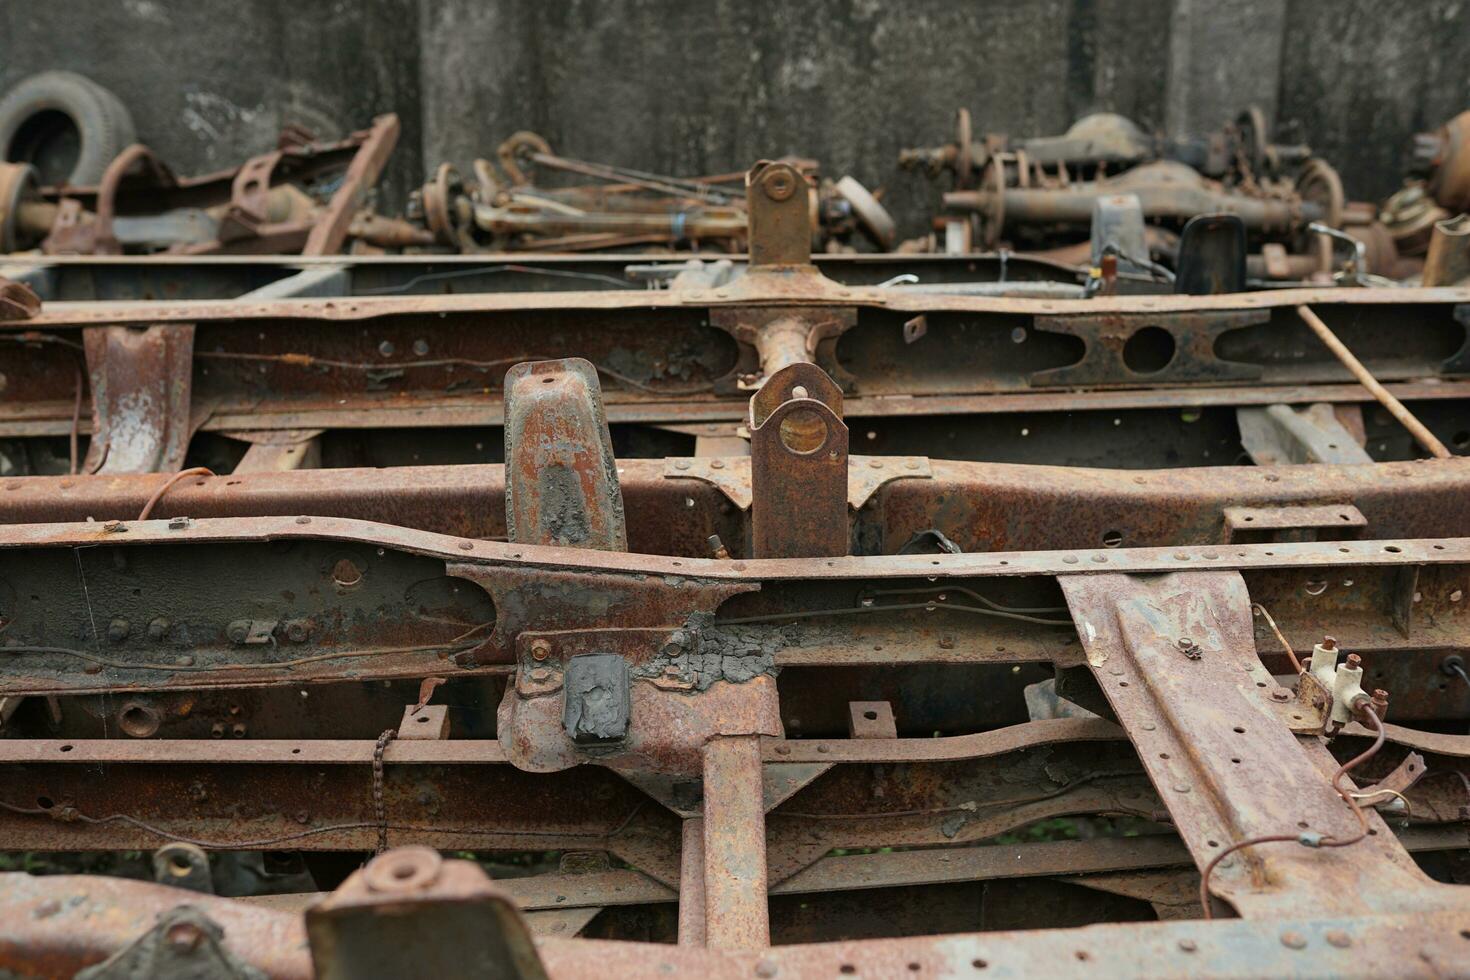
<box><xmin>0</xmin><ymin>163</ymin><xmax>1468</xmax><ymax>979</ymax></box>
<box><xmin>0</xmin><ymin>523</ymin><xmax>1465</xmax><ymax>973</ymax></box>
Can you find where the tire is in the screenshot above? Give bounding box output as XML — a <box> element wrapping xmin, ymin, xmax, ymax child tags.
<box><xmin>0</xmin><ymin>71</ymin><xmax>137</xmax><ymax>186</ymax></box>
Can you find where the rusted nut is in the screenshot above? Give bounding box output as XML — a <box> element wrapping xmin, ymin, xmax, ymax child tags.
<box><xmin>363</xmin><ymin>845</ymin><xmax>443</xmax><ymax>893</ymax></box>
<box><xmin>1321</xmin><ymin>635</ymin><xmax>1338</xmax><ymax>651</ymax></box>
<box><xmin>1176</xmin><ymin>637</ymin><xmax>1201</xmax><ymax>659</ymax></box>
<box><xmin>529</xmin><ymin>667</ymin><xmax>552</xmax><ymax>684</ymax></box>
<box><xmin>761</xmin><ymin>167</ymin><xmax>798</xmax><ymax>202</ymax></box>
<box><xmin>530</xmin><ymin>638</ymin><xmax>552</xmax><ymax>662</ymax></box>
<box><xmin>1345</xmin><ymin>653</ymin><xmax>1362</xmax><ymax>669</ymax></box>
<box><xmin>230</xmin><ymin>723</ymin><xmax>247</xmax><ymax>738</ymax></box>
<box><xmin>225</xmin><ymin>620</ymin><xmax>251</xmax><ymax>644</ymax></box>
<box><xmin>1269</xmin><ymin>689</ymin><xmax>1292</xmax><ymax>703</ymax></box>
<box><xmin>284</xmin><ymin>619</ymin><xmax>311</xmax><ymax>644</ymax></box>
<box><xmin>209</xmin><ymin>723</ymin><xmax>226</xmax><ymax>739</ymax></box>
<box><xmin>106</xmin><ymin>618</ymin><xmax>130</xmax><ymax>643</ymax></box>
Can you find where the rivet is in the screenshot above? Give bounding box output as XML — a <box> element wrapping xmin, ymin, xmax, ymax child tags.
<box><xmin>1063</xmin><ymin>555</ymin><xmax>1079</xmax><ymax>564</ymax></box>
<box><xmin>1177</xmin><ymin>939</ymin><xmax>1197</xmax><ymax>953</ymax></box>
<box><xmin>1325</xmin><ymin>930</ymin><xmax>1351</xmax><ymax>948</ymax></box>
<box><xmin>675</xmin><ymin>460</ymin><xmax>691</xmax><ymax>470</ymax></box>
<box><xmin>711</xmin><ymin>459</ymin><xmax>725</xmax><ymax>469</ymax></box>
<box><xmin>1172</xmin><ymin>783</ymin><xmax>1191</xmax><ymax>794</ymax></box>
<box><xmin>1281</xmin><ymin>931</ymin><xmax>1307</xmax><ymax>950</ymax></box>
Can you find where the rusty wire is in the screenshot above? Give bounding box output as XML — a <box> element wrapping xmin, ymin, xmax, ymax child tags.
<box><xmin>0</xmin><ymin>621</ymin><xmax>493</xmax><ymax>674</ymax></box>
<box><xmin>0</xmin><ymin>797</ymin><xmax>648</xmax><ymax>851</ymax></box>
<box><xmin>1251</xmin><ymin>602</ymin><xmax>1305</xmax><ymax>674</ymax></box>
<box><xmin>137</xmin><ymin>467</ymin><xmax>216</xmax><ymax>521</ymax></box>
<box><xmin>193</xmin><ymin>349</ymin><xmax>715</xmax><ymax>395</ymax></box>
<box><xmin>1198</xmin><ymin>704</ymin><xmax>1386</xmax><ymax>918</ymax></box>
<box><xmin>717</xmin><ymin>598</ymin><xmax>1074</xmax><ymax>628</ymax></box>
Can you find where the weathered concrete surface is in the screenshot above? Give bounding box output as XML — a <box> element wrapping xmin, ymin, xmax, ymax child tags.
<box><xmin>1166</xmin><ymin>0</ymin><xmax>1288</xmax><ymax>136</ymax></box>
<box><xmin>1277</xmin><ymin>0</ymin><xmax>1470</xmax><ymax>201</ymax></box>
<box><xmin>420</xmin><ymin>0</ymin><xmax>1173</xmax><ymax>239</ymax></box>
<box><xmin>2</xmin><ymin>0</ymin><xmax>1467</xmax><ymax>237</ymax></box>
<box><xmin>0</xmin><ymin>0</ymin><xmax>423</xmax><ymax>205</ymax></box>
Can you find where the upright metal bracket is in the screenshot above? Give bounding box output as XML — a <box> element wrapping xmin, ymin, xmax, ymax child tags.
<box><xmin>748</xmin><ymin>361</ymin><xmax>849</xmax><ymax>558</ymax></box>
<box><xmin>307</xmin><ymin>847</ymin><xmax>548</xmax><ymax>980</ymax></box>
<box><xmin>503</xmin><ymin>357</ymin><xmax>626</xmax><ymax>551</ymax></box>
<box><xmin>746</xmin><ymin>160</ymin><xmax>813</xmax><ymax>269</ymax></box>
<box><xmin>76</xmin><ymin>905</ymin><xmax>264</xmax><ymax>980</ymax></box>
<box><xmin>82</xmin><ymin>323</ymin><xmax>196</xmax><ymax>474</ymax></box>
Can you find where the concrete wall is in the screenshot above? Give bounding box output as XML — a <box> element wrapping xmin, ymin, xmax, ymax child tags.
<box><xmin>2</xmin><ymin>0</ymin><xmax>1465</xmax><ymax>238</ymax></box>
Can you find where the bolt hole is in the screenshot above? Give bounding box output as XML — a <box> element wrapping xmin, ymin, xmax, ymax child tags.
<box><xmin>1385</xmin><ymin>545</ymin><xmax>1402</xmax><ymax>553</ymax></box>
<box><xmin>1074</xmin><ymin>951</ymin><xmax>1091</xmax><ymax>962</ymax></box>
<box><xmin>58</xmin><ymin>744</ymin><xmax>72</xmax><ymax>752</ymax></box>
<box><xmin>1233</xmin><ymin>727</ymin><xmax>1246</xmax><ymax>734</ymax></box>
<box><xmin>863</xmin><ymin>710</ymin><xmax>877</xmax><ymax>720</ymax></box>
<box><xmin>1231</xmin><ymin>757</ymin><xmax>1241</xmax><ymax>764</ymax></box>
<box><xmin>391</xmin><ymin>863</ymin><xmax>416</xmax><ymax>880</ymax></box>
<box><xmin>972</xmin><ymin>960</ymin><xmax>988</xmax><ymax>970</ymax></box>
<box><xmin>36</xmin><ymin>796</ymin><xmax>53</xmax><ymax>809</ymax></box>
<box><xmin>840</xmin><ymin>967</ymin><xmax>856</xmax><ymax>976</ymax></box>
<box><xmin>1102</xmin><ymin>530</ymin><xmax>1123</xmax><ymax>548</ymax></box>
<box><xmin>778</xmin><ymin>408</ymin><xmax>828</xmax><ymax>455</ymax></box>
<box><xmin>1304</xmin><ymin>580</ymin><xmax>1327</xmax><ymax>596</ymax></box>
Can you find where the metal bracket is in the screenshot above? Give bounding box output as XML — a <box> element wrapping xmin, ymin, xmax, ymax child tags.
<box><xmin>1237</xmin><ymin>403</ymin><xmax>1373</xmax><ymax>465</ymax></box>
<box><xmin>307</xmin><ymin>847</ymin><xmax>548</xmax><ymax>980</ymax></box>
<box><xmin>82</xmin><ymin>323</ymin><xmax>197</xmax><ymax>474</ymax></box>
<box><xmin>76</xmin><ymin>905</ymin><xmax>264</xmax><ymax>980</ymax></box>
<box><xmin>1029</xmin><ymin>310</ymin><xmax>1267</xmax><ymax>387</ymax></box>
<box><xmin>748</xmin><ymin>362</ymin><xmax>849</xmax><ymax>558</ymax></box>
<box><xmin>504</xmin><ymin>357</ymin><xmax>627</xmax><ymax>551</ymax></box>
<box><xmin>1222</xmin><ymin>503</ymin><xmax>1367</xmax><ymax>543</ymax></box>
<box><xmin>662</xmin><ymin>453</ymin><xmax>930</xmax><ymax>513</ymax></box>
<box><xmin>1061</xmin><ymin>571</ymin><xmax>1443</xmax><ymax>919</ymax></box>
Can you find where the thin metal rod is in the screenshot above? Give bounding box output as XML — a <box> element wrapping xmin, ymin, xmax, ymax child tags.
<box><xmin>1295</xmin><ymin>304</ymin><xmax>1452</xmax><ymax>459</ymax></box>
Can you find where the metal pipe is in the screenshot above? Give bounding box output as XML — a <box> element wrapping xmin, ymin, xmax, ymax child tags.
<box><xmin>1295</xmin><ymin>304</ymin><xmax>1452</xmax><ymax>458</ymax></box>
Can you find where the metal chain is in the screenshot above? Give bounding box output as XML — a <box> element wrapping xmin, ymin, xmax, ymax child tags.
<box><xmin>372</xmin><ymin>728</ymin><xmax>396</xmax><ymax>854</ymax></box>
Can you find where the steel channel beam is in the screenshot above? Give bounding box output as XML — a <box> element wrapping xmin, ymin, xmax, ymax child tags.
<box><xmin>2</xmin><ymin>869</ymin><xmax>1469</xmax><ymax>979</ymax></box>
<box><xmin>0</xmin><ymin>457</ymin><xmax>1468</xmax><ymax>556</ymax></box>
<box><xmin>0</xmin><ymin>288</ymin><xmax>1463</xmax><ymax>450</ymax></box>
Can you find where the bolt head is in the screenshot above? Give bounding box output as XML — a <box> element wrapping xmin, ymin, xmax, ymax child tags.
<box><xmin>165</xmin><ymin>922</ymin><xmax>203</xmax><ymax>951</ymax></box>
<box><xmin>530</xmin><ymin>639</ymin><xmax>552</xmax><ymax>662</ymax></box>
<box><xmin>760</xmin><ymin>167</ymin><xmax>797</xmax><ymax>201</ymax></box>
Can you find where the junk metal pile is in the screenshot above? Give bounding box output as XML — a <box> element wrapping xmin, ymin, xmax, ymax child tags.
<box><xmin>0</xmin><ymin>72</ymin><xmax>1468</xmax><ymax>979</ymax></box>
